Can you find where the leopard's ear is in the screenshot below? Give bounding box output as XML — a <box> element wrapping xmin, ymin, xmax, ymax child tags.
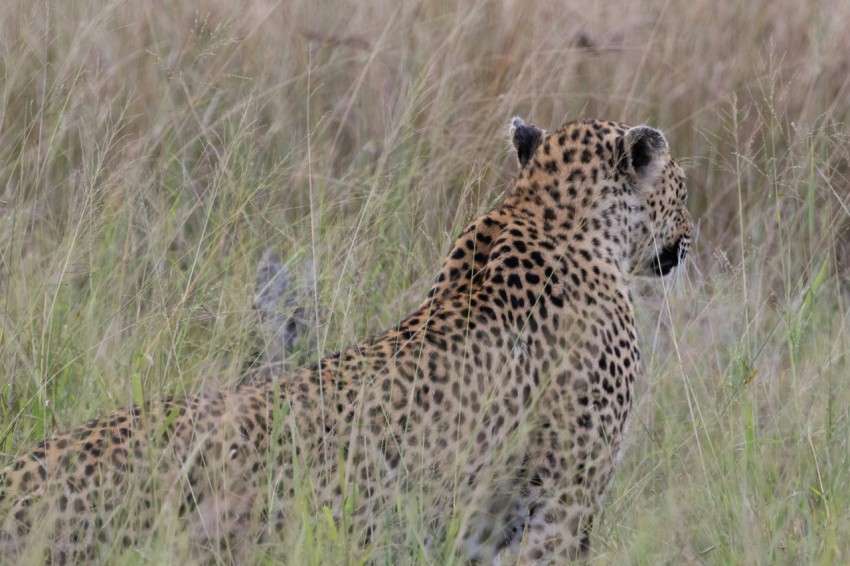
<box><xmin>623</xmin><ymin>125</ymin><xmax>668</xmax><ymax>184</ymax></box>
<box><xmin>510</xmin><ymin>117</ymin><xmax>543</xmax><ymax>168</ymax></box>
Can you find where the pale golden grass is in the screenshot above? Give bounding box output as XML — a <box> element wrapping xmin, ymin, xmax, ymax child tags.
<box><xmin>1</xmin><ymin>0</ymin><xmax>849</xmax><ymax>563</ymax></box>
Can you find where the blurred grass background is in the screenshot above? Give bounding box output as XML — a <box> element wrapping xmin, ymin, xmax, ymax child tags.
<box><xmin>1</xmin><ymin>0</ymin><xmax>849</xmax><ymax>563</ymax></box>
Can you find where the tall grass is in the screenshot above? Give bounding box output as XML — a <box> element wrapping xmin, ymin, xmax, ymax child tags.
<box><xmin>1</xmin><ymin>0</ymin><xmax>849</xmax><ymax>562</ymax></box>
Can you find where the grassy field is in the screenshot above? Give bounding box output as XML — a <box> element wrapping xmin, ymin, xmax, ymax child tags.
<box><xmin>1</xmin><ymin>0</ymin><xmax>849</xmax><ymax>563</ymax></box>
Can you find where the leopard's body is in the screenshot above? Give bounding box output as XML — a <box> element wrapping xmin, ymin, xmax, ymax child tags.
<box><xmin>0</xmin><ymin>118</ymin><xmax>692</xmax><ymax>563</ymax></box>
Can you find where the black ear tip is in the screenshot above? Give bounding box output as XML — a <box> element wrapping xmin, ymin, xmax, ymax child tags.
<box><xmin>510</xmin><ymin>116</ymin><xmax>542</xmax><ymax>167</ymax></box>
<box><xmin>513</xmin><ymin>125</ymin><xmax>538</xmax><ymax>147</ymax></box>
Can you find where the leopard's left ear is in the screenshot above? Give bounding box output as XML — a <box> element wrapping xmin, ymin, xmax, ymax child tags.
<box><xmin>510</xmin><ymin>117</ymin><xmax>543</xmax><ymax>168</ymax></box>
<box><xmin>623</xmin><ymin>125</ymin><xmax>668</xmax><ymax>184</ymax></box>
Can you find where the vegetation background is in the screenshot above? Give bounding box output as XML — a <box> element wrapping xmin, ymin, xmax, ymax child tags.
<box><xmin>1</xmin><ymin>0</ymin><xmax>849</xmax><ymax>563</ymax></box>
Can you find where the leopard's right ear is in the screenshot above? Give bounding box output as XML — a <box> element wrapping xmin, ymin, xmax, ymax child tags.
<box><xmin>510</xmin><ymin>117</ymin><xmax>543</xmax><ymax>168</ymax></box>
<box><xmin>622</xmin><ymin>125</ymin><xmax>668</xmax><ymax>184</ymax></box>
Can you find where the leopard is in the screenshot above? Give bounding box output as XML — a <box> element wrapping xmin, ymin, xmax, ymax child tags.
<box><xmin>0</xmin><ymin>117</ymin><xmax>692</xmax><ymax>564</ymax></box>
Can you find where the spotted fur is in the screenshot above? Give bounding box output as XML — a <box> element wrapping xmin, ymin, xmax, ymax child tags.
<box><xmin>0</xmin><ymin>118</ymin><xmax>692</xmax><ymax>563</ymax></box>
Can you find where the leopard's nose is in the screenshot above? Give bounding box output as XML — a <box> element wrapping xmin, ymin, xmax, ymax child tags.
<box><xmin>652</xmin><ymin>239</ymin><xmax>683</xmax><ymax>276</ymax></box>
